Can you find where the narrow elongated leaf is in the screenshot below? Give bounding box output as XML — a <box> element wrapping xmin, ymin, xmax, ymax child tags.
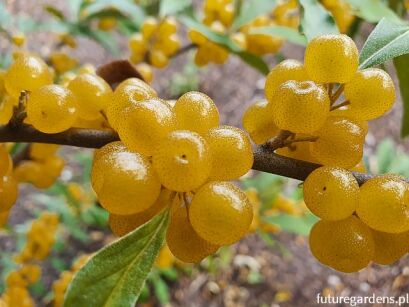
<box><xmin>180</xmin><ymin>16</ymin><xmax>269</xmax><ymax>75</ymax></box>
<box><xmin>299</xmin><ymin>0</ymin><xmax>339</xmax><ymax>41</ymax></box>
<box><xmin>250</xmin><ymin>26</ymin><xmax>307</xmax><ymax>46</ymax></box>
<box><xmin>83</xmin><ymin>0</ymin><xmax>144</xmax><ymax>23</ymax></box>
<box><xmin>231</xmin><ymin>0</ymin><xmax>277</xmax><ymax>31</ymax></box>
<box><xmin>394</xmin><ymin>54</ymin><xmax>409</xmax><ymax>137</ymax></box>
<box><xmin>159</xmin><ymin>0</ymin><xmax>192</xmax><ymax>17</ymax></box>
<box><xmin>264</xmin><ymin>213</ymin><xmax>318</xmax><ymax>235</ymax></box>
<box><xmin>359</xmin><ymin>18</ymin><xmax>409</xmax><ymax>69</ymax></box>
<box><xmin>44</xmin><ymin>5</ymin><xmax>66</xmax><ymax>21</ymax></box>
<box><xmin>64</xmin><ymin>210</ymin><xmax>170</xmax><ymax>307</ymax></box>
<box><xmin>344</xmin><ymin>0</ymin><xmax>402</xmax><ymax>23</ymax></box>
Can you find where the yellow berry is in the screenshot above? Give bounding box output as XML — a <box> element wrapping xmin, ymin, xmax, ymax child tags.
<box><xmin>98</xmin><ymin>17</ymin><xmax>117</xmax><ymax>31</ymax></box>
<box><xmin>242</xmin><ymin>100</ymin><xmax>279</xmax><ymax>145</ymax></box>
<box><xmin>5</xmin><ymin>53</ymin><xmax>53</xmax><ymax>98</ymax></box>
<box><xmin>117</xmin><ymin>98</ymin><xmax>175</xmax><ymax>156</ymax></box>
<box><xmin>50</xmin><ymin>52</ymin><xmax>78</xmax><ymax>74</ymax></box>
<box><xmin>265</xmin><ymin>59</ymin><xmax>308</xmax><ymax>104</ymax></box>
<box><xmin>149</xmin><ymin>50</ymin><xmax>169</xmax><ymax>68</ymax></box>
<box><xmin>153</xmin><ymin>130</ymin><xmax>211</xmax><ymax>192</ymax></box>
<box><xmin>26</xmin><ymin>85</ymin><xmax>77</xmax><ymax>133</ymax></box>
<box><xmin>0</xmin><ymin>210</ymin><xmax>9</xmax><ymax>227</ymax></box>
<box><xmin>270</xmin><ymin>80</ymin><xmax>330</xmax><ymax>133</ymax></box>
<box><xmin>107</xmin><ymin>78</ymin><xmax>157</xmax><ymax>131</ymax></box>
<box><xmin>12</xmin><ymin>32</ymin><xmax>26</xmax><ymax>46</ymax></box>
<box><xmin>109</xmin><ymin>189</ymin><xmax>172</xmax><ymax>236</ymax></box>
<box><xmin>135</xmin><ymin>63</ymin><xmax>153</xmax><ymax>83</ymax></box>
<box><xmin>141</xmin><ymin>17</ymin><xmax>158</xmax><ymax>39</ymax></box>
<box><xmin>304</xmin><ymin>34</ymin><xmax>358</xmax><ymax>83</ymax></box>
<box><xmin>357</xmin><ymin>176</ymin><xmax>409</xmax><ymax>233</ymax></box>
<box><xmin>173</xmin><ymin>91</ymin><xmax>219</xmax><ymax>135</ymax></box>
<box><xmin>30</xmin><ymin>144</ymin><xmax>59</xmax><ymax>161</ymax></box>
<box><xmin>0</xmin><ymin>175</ymin><xmax>18</xmax><ymax>212</ymax></box>
<box><xmin>371</xmin><ymin>229</ymin><xmax>409</xmax><ymax>265</ymax></box>
<box><xmin>0</xmin><ymin>95</ymin><xmax>17</xmax><ymax>125</ymax></box>
<box><xmin>91</xmin><ymin>142</ymin><xmax>161</xmax><ymax>215</ymax></box>
<box><xmin>303</xmin><ymin>166</ymin><xmax>359</xmax><ymax>220</ymax></box>
<box><xmin>0</xmin><ymin>145</ymin><xmax>12</xmax><ymax>176</ymax></box>
<box><xmin>189</xmin><ymin>181</ymin><xmax>253</xmax><ymax>245</ymax></box>
<box><xmin>344</xmin><ymin>68</ymin><xmax>395</xmax><ymax>120</ymax></box>
<box><xmin>188</xmin><ymin>29</ymin><xmax>207</xmax><ymax>45</ymax></box>
<box><xmin>206</xmin><ymin>126</ymin><xmax>253</xmax><ymax>180</ymax></box>
<box><xmin>158</xmin><ymin>18</ymin><xmax>178</xmax><ymax>36</ymax></box>
<box><xmin>68</xmin><ymin>73</ymin><xmax>112</xmax><ymax>120</ymax></box>
<box><xmin>167</xmin><ymin>202</ymin><xmax>219</xmax><ymax>263</ymax></box>
<box><xmin>309</xmin><ymin>216</ymin><xmax>374</xmax><ymax>272</ymax></box>
<box><xmin>310</xmin><ymin>116</ymin><xmax>365</xmax><ymax>169</ymax></box>
<box><xmin>128</xmin><ymin>33</ymin><xmax>147</xmax><ymax>54</ymax></box>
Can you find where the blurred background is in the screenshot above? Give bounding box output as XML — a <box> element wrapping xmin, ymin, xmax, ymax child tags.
<box><xmin>1</xmin><ymin>0</ymin><xmax>409</xmax><ymax>306</ymax></box>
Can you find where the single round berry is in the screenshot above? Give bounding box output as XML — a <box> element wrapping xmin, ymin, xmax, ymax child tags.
<box><xmin>26</xmin><ymin>85</ymin><xmax>77</xmax><ymax>134</ymax></box>
<box><xmin>5</xmin><ymin>53</ymin><xmax>53</xmax><ymax>98</ymax></box>
<box><xmin>371</xmin><ymin>229</ymin><xmax>409</xmax><ymax>265</ymax></box>
<box><xmin>357</xmin><ymin>176</ymin><xmax>409</xmax><ymax>233</ymax></box>
<box><xmin>91</xmin><ymin>142</ymin><xmax>161</xmax><ymax>215</ymax></box>
<box><xmin>304</xmin><ymin>34</ymin><xmax>358</xmax><ymax>83</ymax></box>
<box><xmin>117</xmin><ymin>98</ymin><xmax>176</xmax><ymax>156</ymax></box>
<box><xmin>344</xmin><ymin>68</ymin><xmax>395</xmax><ymax>120</ymax></box>
<box><xmin>109</xmin><ymin>189</ymin><xmax>172</xmax><ymax>236</ymax></box>
<box><xmin>303</xmin><ymin>166</ymin><xmax>359</xmax><ymax>220</ymax></box>
<box><xmin>29</xmin><ymin>144</ymin><xmax>59</xmax><ymax>161</ymax></box>
<box><xmin>242</xmin><ymin>100</ymin><xmax>279</xmax><ymax>145</ymax></box>
<box><xmin>173</xmin><ymin>91</ymin><xmax>219</xmax><ymax>135</ymax></box>
<box><xmin>68</xmin><ymin>73</ymin><xmax>112</xmax><ymax>120</ymax></box>
<box><xmin>264</xmin><ymin>59</ymin><xmax>308</xmax><ymax>103</ymax></box>
<box><xmin>189</xmin><ymin>181</ymin><xmax>253</xmax><ymax>245</ymax></box>
<box><xmin>0</xmin><ymin>175</ymin><xmax>18</xmax><ymax>212</ymax></box>
<box><xmin>270</xmin><ymin>80</ymin><xmax>330</xmax><ymax>133</ymax></box>
<box><xmin>206</xmin><ymin>126</ymin><xmax>253</xmax><ymax>180</ymax></box>
<box><xmin>107</xmin><ymin>78</ymin><xmax>156</xmax><ymax>130</ymax></box>
<box><xmin>311</xmin><ymin>116</ymin><xmax>365</xmax><ymax>169</ymax></box>
<box><xmin>167</xmin><ymin>203</ymin><xmax>219</xmax><ymax>263</ymax></box>
<box><xmin>309</xmin><ymin>216</ymin><xmax>374</xmax><ymax>273</ymax></box>
<box><xmin>153</xmin><ymin>130</ymin><xmax>211</xmax><ymax>192</ymax></box>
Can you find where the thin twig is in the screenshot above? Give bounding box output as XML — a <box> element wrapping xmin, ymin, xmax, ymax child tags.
<box><xmin>330</xmin><ymin>84</ymin><xmax>345</xmax><ymax>105</ymax></box>
<box><xmin>282</xmin><ymin>136</ymin><xmax>319</xmax><ymax>146</ymax></box>
<box><xmin>330</xmin><ymin>100</ymin><xmax>350</xmax><ymax>111</ymax></box>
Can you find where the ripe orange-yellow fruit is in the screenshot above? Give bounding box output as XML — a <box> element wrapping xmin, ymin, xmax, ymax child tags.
<box><xmin>0</xmin><ymin>145</ymin><xmax>12</xmax><ymax>176</ymax></box>
<box><xmin>0</xmin><ymin>175</ymin><xmax>18</xmax><ymax>212</ymax></box>
<box><xmin>189</xmin><ymin>181</ymin><xmax>253</xmax><ymax>245</ymax></box>
<box><xmin>371</xmin><ymin>229</ymin><xmax>409</xmax><ymax>265</ymax></box>
<box><xmin>167</xmin><ymin>203</ymin><xmax>219</xmax><ymax>263</ymax></box>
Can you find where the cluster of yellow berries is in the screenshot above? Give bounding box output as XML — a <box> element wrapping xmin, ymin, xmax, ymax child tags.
<box><xmin>90</xmin><ymin>76</ymin><xmax>254</xmax><ymax>263</ymax></box>
<box><xmin>14</xmin><ymin>144</ymin><xmax>64</xmax><ymax>189</ymax></box>
<box><xmin>0</xmin><ymin>212</ymin><xmax>59</xmax><ymax>307</ymax></box>
<box><xmin>52</xmin><ymin>254</ymin><xmax>90</xmax><ymax>307</ymax></box>
<box><xmin>244</xmin><ymin>34</ymin><xmax>395</xmax><ymax>170</ymax></box>
<box><xmin>128</xmin><ymin>17</ymin><xmax>181</xmax><ymax>69</ymax></box>
<box><xmin>189</xmin><ymin>0</ymin><xmax>298</xmax><ymax>66</ymax></box>
<box><xmin>305</xmin><ymin>167</ymin><xmax>409</xmax><ymax>272</ymax></box>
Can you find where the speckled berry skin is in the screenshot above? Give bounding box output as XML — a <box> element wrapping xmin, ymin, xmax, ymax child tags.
<box><xmin>189</xmin><ymin>181</ymin><xmax>253</xmax><ymax>245</ymax></box>
<box><xmin>242</xmin><ymin>100</ymin><xmax>279</xmax><ymax>145</ymax></box>
<box><xmin>68</xmin><ymin>73</ymin><xmax>112</xmax><ymax>120</ymax></box>
<box><xmin>26</xmin><ymin>85</ymin><xmax>77</xmax><ymax>134</ymax></box>
<box><xmin>344</xmin><ymin>68</ymin><xmax>395</xmax><ymax>120</ymax></box>
<box><xmin>167</xmin><ymin>204</ymin><xmax>219</xmax><ymax>263</ymax></box>
<box><xmin>174</xmin><ymin>91</ymin><xmax>219</xmax><ymax>135</ymax></box>
<box><xmin>264</xmin><ymin>59</ymin><xmax>309</xmax><ymax>103</ymax></box>
<box><xmin>117</xmin><ymin>98</ymin><xmax>176</xmax><ymax>156</ymax></box>
<box><xmin>357</xmin><ymin>176</ymin><xmax>409</xmax><ymax>234</ymax></box>
<box><xmin>311</xmin><ymin>116</ymin><xmax>365</xmax><ymax>169</ymax></box>
<box><xmin>303</xmin><ymin>166</ymin><xmax>359</xmax><ymax>220</ymax></box>
<box><xmin>206</xmin><ymin>125</ymin><xmax>253</xmax><ymax>180</ymax></box>
<box><xmin>309</xmin><ymin>216</ymin><xmax>374</xmax><ymax>273</ymax></box>
<box><xmin>371</xmin><ymin>229</ymin><xmax>409</xmax><ymax>265</ymax></box>
<box><xmin>305</xmin><ymin>34</ymin><xmax>358</xmax><ymax>83</ymax></box>
<box><xmin>5</xmin><ymin>53</ymin><xmax>53</xmax><ymax>99</ymax></box>
<box><xmin>153</xmin><ymin>130</ymin><xmax>212</xmax><ymax>192</ymax></box>
<box><xmin>91</xmin><ymin>142</ymin><xmax>161</xmax><ymax>215</ymax></box>
<box><xmin>270</xmin><ymin>80</ymin><xmax>330</xmax><ymax>133</ymax></box>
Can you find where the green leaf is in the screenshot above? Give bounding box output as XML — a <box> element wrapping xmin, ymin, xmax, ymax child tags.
<box><xmin>152</xmin><ymin>274</ymin><xmax>170</xmax><ymax>305</ymax></box>
<box><xmin>159</xmin><ymin>0</ymin><xmax>192</xmax><ymax>17</ymax></box>
<box><xmin>299</xmin><ymin>0</ymin><xmax>339</xmax><ymax>41</ymax></box>
<box><xmin>394</xmin><ymin>54</ymin><xmax>409</xmax><ymax>137</ymax></box>
<box><xmin>344</xmin><ymin>0</ymin><xmax>402</xmax><ymax>23</ymax></box>
<box><xmin>180</xmin><ymin>16</ymin><xmax>269</xmax><ymax>75</ymax></box>
<box><xmin>69</xmin><ymin>0</ymin><xmax>84</xmax><ymax>21</ymax></box>
<box><xmin>64</xmin><ymin>209</ymin><xmax>170</xmax><ymax>307</ymax></box>
<box><xmin>375</xmin><ymin>138</ymin><xmax>395</xmax><ymax>174</ymax></box>
<box><xmin>359</xmin><ymin>18</ymin><xmax>409</xmax><ymax>69</ymax></box>
<box><xmin>249</xmin><ymin>25</ymin><xmax>307</xmax><ymax>46</ymax></box>
<box><xmin>44</xmin><ymin>5</ymin><xmax>66</xmax><ymax>20</ymax></box>
<box><xmin>231</xmin><ymin>0</ymin><xmax>277</xmax><ymax>31</ymax></box>
<box><xmin>83</xmin><ymin>0</ymin><xmax>144</xmax><ymax>23</ymax></box>
<box><xmin>264</xmin><ymin>213</ymin><xmax>318</xmax><ymax>235</ymax></box>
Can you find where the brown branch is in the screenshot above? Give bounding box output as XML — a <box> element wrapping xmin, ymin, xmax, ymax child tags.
<box><xmin>0</xmin><ymin>124</ymin><xmax>380</xmax><ymax>185</ymax></box>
